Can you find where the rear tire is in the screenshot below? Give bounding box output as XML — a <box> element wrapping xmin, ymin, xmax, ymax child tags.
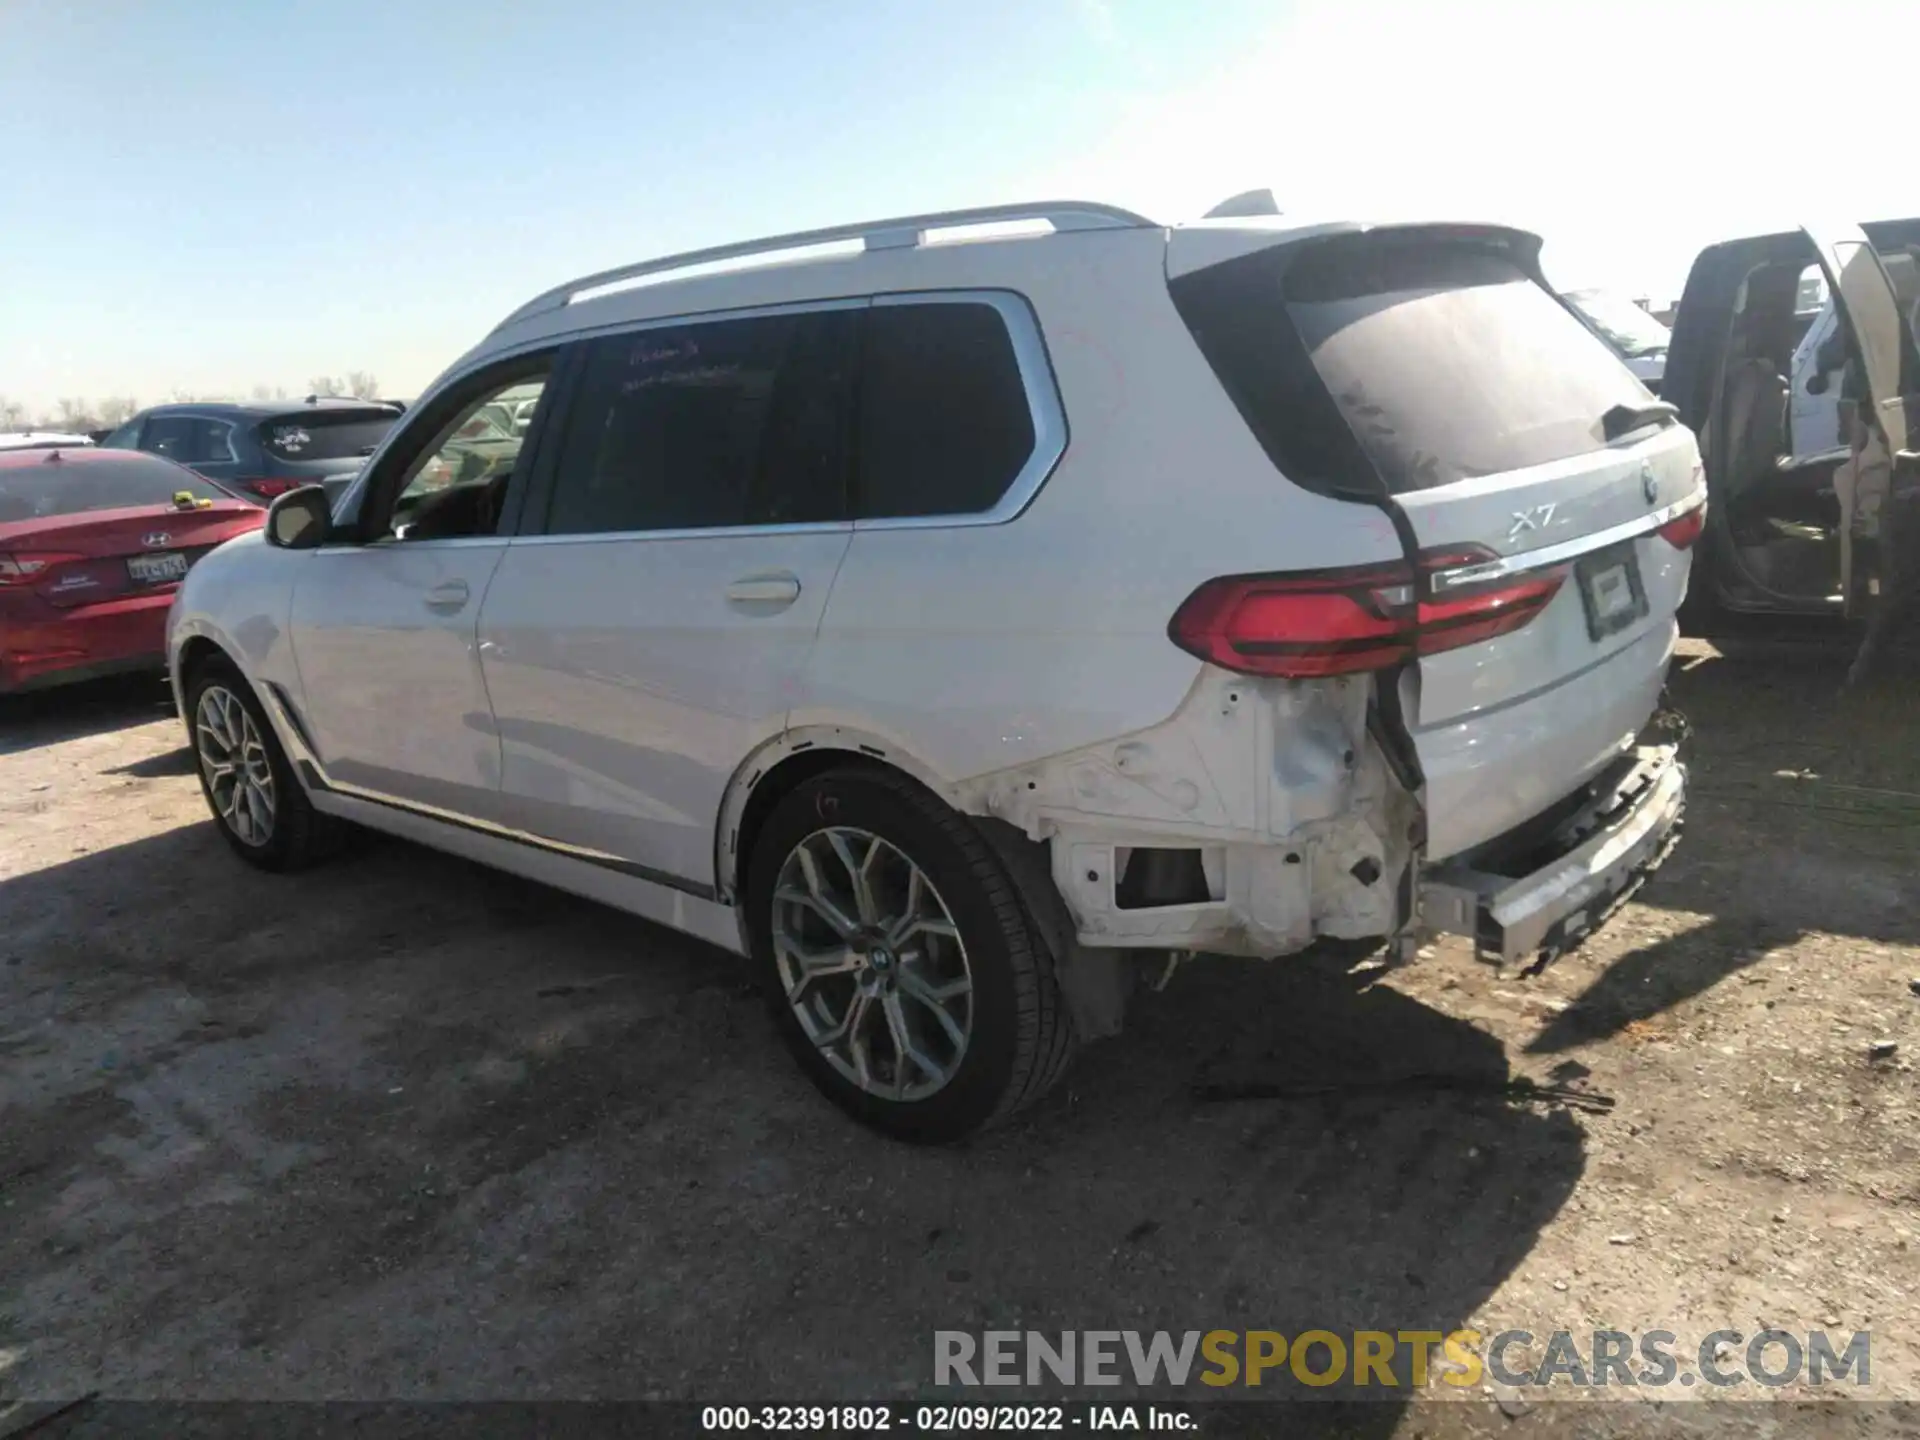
<box><xmin>746</xmin><ymin>766</ymin><xmax>1077</xmax><ymax>1143</ymax></box>
<box><xmin>184</xmin><ymin>656</ymin><xmax>343</xmax><ymax>872</ymax></box>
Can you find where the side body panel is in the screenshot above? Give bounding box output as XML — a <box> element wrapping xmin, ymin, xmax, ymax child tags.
<box><xmin>801</xmin><ymin>228</ymin><xmax>1406</xmax><ymax>782</ymax></box>
<box><xmin>306</xmin><ymin>785</ymin><xmax>745</xmax><ymax>954</ymax></box>
<box><xmin>284</xmin><ymin>538</ymin><xmax>511</xmax><ymax>820</ymax></box>
<box><xmin>480</xmin><ymin>528</ymin><xmax>854</xmax><ymax>895</ymax></box>
<box><xmin>166</xmin><ymin>530</ymin><xmax>310</xmax><ymax>717</ymax></box>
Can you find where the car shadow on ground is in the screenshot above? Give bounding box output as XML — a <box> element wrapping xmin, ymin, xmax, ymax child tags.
<box><xmin>0</xmin><ymin>673</ymin><xmax>176</xmax><ymax>756</ymax></box>
<box><xmin>1522</xmin><ymin>635</ymin><xmax>1920</xmax><ymax>1055</ymax></box>
<box><xmin>1526</xmin><ymin>912</ymin><xmax>1792</xmax><ymax>1054</ymax></box>
<box><xmin>103</xmin><ymin>745</ymin><xmax>199</xmax><ymax>779</ymax></box>
<box><xmin>2</xmin><ymin>818</ymin><xmax>1587</xmax><ymax>1432</ymax></box>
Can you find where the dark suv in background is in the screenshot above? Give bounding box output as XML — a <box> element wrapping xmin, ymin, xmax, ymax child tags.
<box><xmin>98</xmin><ymin>397</ymin><xmax>403</xmax><ymax>505</ymax></box>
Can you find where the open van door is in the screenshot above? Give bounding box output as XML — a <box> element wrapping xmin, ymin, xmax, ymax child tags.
<box><xmin>1801</xmin><ymin>222</ymin><xmax>1920</xmax><ymax>616</ymax></box>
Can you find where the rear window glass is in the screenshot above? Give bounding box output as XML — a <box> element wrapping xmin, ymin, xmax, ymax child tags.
<box><xmin>0</xmin><ymin>454</ymin><xmax>233</xmax><ymax>523</ymax></box>
<box><xmin>1171</xmin><ymin>237</ymin><xmax>1648</xmax><ymax>495</ymax></box>
<box><xmin>856</xmin><ymin>302</ymin><xmax>1036</xmax><ymax>518</ymax></box>
<box><xmin>258</xmin><ymin>410</ymin><xmax>398</xmax><ymax>463</ymax></box>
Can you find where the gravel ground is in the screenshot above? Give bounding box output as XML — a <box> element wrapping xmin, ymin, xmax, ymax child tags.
<box><xmin>2</xmin><ymin>638</ymin><xmax>1916</xmax><ymax>1438</ymax></box>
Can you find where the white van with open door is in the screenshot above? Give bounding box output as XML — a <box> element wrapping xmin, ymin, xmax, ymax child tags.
<box><xmin>1664</xmin><ymin>221</ymin><xmax>1920</xmax><ymax>624</ymax></box>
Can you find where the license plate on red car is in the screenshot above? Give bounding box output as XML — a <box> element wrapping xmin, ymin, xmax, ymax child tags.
<box><xmin>127</xmin><ymin>552</ymin><xmax>190</xmax><ymax>585</ymax></box>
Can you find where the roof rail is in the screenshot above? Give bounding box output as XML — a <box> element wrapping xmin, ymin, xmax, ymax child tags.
<box><xmin>491</xmin><ymin>200</ymin><xmax>1156</xmax><ymax>333</ymax></box>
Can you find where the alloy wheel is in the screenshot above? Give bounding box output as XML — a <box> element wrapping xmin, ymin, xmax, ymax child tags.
<box><xmin>195</xmin><ymin>685</ymin><xmax>276</xmax><ymax>847</ymax></box>
<box><xmin>771</xmin><ymin>826</ymin><xmax>974</xmax><ymax>1101</ymax></box>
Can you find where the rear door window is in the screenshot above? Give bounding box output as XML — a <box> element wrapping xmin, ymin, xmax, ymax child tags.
<box><xmin>139</xmin><ymin>416</ymin><xmax>200</xmax><ymax>465</ymax></box>
<box><xmin>543</xmin><ymin>308</ymin><xmax>858</xmax><ymax>534</ymax></box>
<box><xmin>259</xmin><ymin>410</ymin><xmax>400</xmax><ymax>464</ymax></box>
<box><xmin>0</xmin><ymin>454</ymin><xmax>233</xmax><ymax>523</ymax></box>
<box><xmin>183</xmin><ymin>418</ymin><xmax>236</xmax><ymax>464</ymax></box>
<box><xmin>855</xmin><ymin>300</ymin><xmax>1037</xmax><ymax>519</ymax></box>
<box><xmin>140</xmin><ymin>417</ymin><xmax>235</xmax><ymax>466</ymax></box>
<box><xmin>1171</xmin><ymin>237</ymin><xmax>1649</xmax><ymax>495</ymax></box>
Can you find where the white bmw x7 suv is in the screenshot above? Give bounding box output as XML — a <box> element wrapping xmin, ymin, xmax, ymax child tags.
<box><xmin>168</xmin><ymin>196</ymin><xmax>1702</xmax><ymax>1140</ymax></box>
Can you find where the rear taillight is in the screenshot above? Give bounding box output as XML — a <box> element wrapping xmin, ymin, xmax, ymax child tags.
<box><xmin>1414</xmin><ymin>546</ymin><xmax>1567</xmax><ymax>656</ymax></box>
<box><xmin>1656</xmin><ymin>499</ymin><xmax>1707</xmax><ymax>550</ymax></box>
<box><xmin>1167</xmin><ymin>564</ymin><xmax>1414</xmax><ymax>678</ymax></box>
<box><xmin>1168</xmin><ymin>547</ymin><xmax>1566</xmax><ymax>679</ymax></box>
<box><xmin>0</xmin><ymin>551</ymin><xmax>83</xmax><ymax>586</ymax></box>
<box><xmin>239</xmin><ymin>478</ymin><xmax>300</xmax><ymax>500</ymax></box>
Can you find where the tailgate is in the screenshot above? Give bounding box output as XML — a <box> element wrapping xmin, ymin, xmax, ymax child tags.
<box><xmin>1394</xmin><ymin>431</ymin><xmax>1700</xmax><ymax>849</ymax></box>
<box><xmin>1167</xmin><ymin>224</ymin><xmax>1706</xmax><ymax>859</ymax></box>
<box><xmin>1395</xmin><ymin>425</ymin><xmax>1701</xmax><ymax>731</ymax></box>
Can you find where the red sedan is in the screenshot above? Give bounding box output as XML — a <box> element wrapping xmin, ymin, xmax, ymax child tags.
<box><xmin>0</xmin><ymin>446</ymin><xmax>265</xmax><ymax>694</ymax></box>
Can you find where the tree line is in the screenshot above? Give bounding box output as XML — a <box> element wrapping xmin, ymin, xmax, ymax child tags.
<box><xmin>1</xmin><ymin>372</ymin><xmax>383</xmax><ymax>434</ymax></box>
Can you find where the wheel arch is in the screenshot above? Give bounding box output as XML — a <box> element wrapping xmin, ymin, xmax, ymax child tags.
<box><xmin>170</xmin><ymin>626</ymin><xmax>242</xmax><ymax>731</ymax></box>
<box><xmin>169</xmin><ymin>623</ymin><xmax>328</xmax><ymax>797</ymax></box>
<box><xmin>715</xmin><ymin>725</ymin><xmax>964</xmax><ymax>909</ymax></box>
<box><xmin>174</xmin><ymin>632</ymin><xmax>231</xmax><ymax>687</ymax></box>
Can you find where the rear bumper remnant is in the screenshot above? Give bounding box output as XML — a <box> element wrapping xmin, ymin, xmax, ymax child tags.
<box><xmin>1419</xmin><ymin>743</ymin><xmax>1685</xmax><ymax>966</ymax></box>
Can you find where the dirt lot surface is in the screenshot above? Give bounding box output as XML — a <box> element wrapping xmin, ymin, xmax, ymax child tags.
<box><xmin>3</xmin><ymin>638</ymin><xmax>1917</xmax><ymax>1438</ymax></box>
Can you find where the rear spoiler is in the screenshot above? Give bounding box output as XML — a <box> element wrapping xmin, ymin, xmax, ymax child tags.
<box><xmin>1166</xmin><ymin>219</ymin><xmax>1548</xmax><ymax>286</ymax></box>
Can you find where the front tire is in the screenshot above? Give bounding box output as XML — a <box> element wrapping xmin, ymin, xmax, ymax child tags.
<box><xmin>185</xmin><ymin>657</ymin><xmax>340</xmax><ymax>871</ymax></box>
<box><xmin>746</xmin><ymin>766</ymin><xmax>1077</xmax><ymax>1143</ymax></box>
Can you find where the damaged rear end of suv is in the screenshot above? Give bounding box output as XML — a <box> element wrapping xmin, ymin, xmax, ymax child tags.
<box><xmin>948</xmin><ymin>216</ymin><xmax>1699</xmax><ymax>991</ymax></box>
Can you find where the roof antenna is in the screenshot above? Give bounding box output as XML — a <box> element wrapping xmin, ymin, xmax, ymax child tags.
<box><xmin>1203</xmin><ymin>188</ymin><xmax>1281</xmax><ymax>219</ymax></box>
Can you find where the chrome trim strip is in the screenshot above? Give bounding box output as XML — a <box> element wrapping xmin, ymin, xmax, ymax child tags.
<box><xmin>1426</xmin><ymin>485</ymin><xmax>1707</xmax><ymax>594</ymax></box>
<box><xmin>513</xmin><ymin>521</ymin><xmax>852</xmax><ymax>546</ymax></box>
<box><xmin>262</xmin><ymin>692</ymin><xmax>720</xmax><ymax>903</ymax></box>
<box><xmin>331</xmin><ymin>778</ymin><xmax>722</xmax><ymax>902</ymax></box>
<box><xmin>262</xmin><ymin>682</ymin><xmax>321</xmax><ymax>759</ymax></box>
<box><xmin>259</xmin><ymin>682</ymin><xmax>324</xmax><ymax>772</ymax></box>
<box><xmin>313</xmin><ymin>535</ymin><xmax>512</xmax><ymax>553</ymax></box>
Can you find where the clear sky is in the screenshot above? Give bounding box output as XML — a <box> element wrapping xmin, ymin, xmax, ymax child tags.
<box><xmin>1</xmin><ymin>0</ymin><xmax>1909</xmax><ymax>412</ymax></box>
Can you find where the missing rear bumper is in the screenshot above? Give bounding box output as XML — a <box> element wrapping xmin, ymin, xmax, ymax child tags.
<box><xmin>1419</xmin><ymin>743</ymin><xmax>1685</xmax><ymax>967</ymax></box>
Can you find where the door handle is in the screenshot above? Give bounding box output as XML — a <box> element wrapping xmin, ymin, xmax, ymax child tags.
<box><xmin>725</xmin><ymin>573</ymin><xmax>802</xmax><ymax>608</ymax></box>
<box><xmin>424</xmin><ymin>579</ymin><xmax>471</xmax><ymax>612</ymax></box>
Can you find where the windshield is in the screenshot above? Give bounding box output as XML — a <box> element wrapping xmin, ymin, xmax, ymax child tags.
<box><xmin>1561</xmin><ymin>289</ymin><xmax>1671</xmax><ymax>358</ymax></box>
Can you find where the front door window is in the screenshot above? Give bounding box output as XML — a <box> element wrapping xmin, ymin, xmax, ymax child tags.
<box><xmin>385</xmin><ymin>374</ymin><xmax>549</xmax><ymax>542</ymax></box>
